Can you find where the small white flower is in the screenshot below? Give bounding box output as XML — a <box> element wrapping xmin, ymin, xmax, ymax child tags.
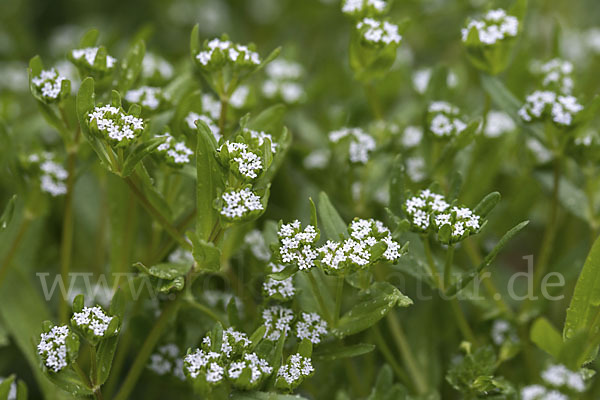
<box><xmin>263</xmin><ymin>276</ymin><xmax>295</xmax><ymax>300</ymax></box>
<box><xmin>71</xmin><ymin>47</ymin><xmax>116</xmax><ymax>69</ymax></box>
<box><xmin>156</xmin><ymin>133</ymin><xmax>194</xmax><ymax>165</ymax></box>
<box><xmin>221</xmin><ymin>327</ymin><xmax>252</xmax><ymax>358</ymax></box>
<box><xmin>402</xmin><ymin>126</ymin><xmax>423</xmax><ymax>148</ymax></box>
<box><xmin>427</xmin><ymin>101</ymin><xmax>467</xmax><ymax>138</ymax></box>
<box><xmin>519</xmin><ymin>90</ymin><xmax>583</xmax><ymax>127</ymax></box>
<box><xmin>277</xmin><ymin>220</ymin><xmax>319</xmax><ymax>270</ymax></box>
<box><xmin>262</xmin><ymin>59</ymin><xmax>305</xmax><ymax>103</ymax></box>
<box><xmin>72</xmin><ymin>306</ymin><xmax>115</xmax><ymax>337</ymax></box>
<box><xmin>412</xmin><ymin>68</ymin><xmax>431</xmax><ymax>94</ymax></box>
<box><xmin>277</xmin><ymin>353</ymin><xmax>314</xmax><ymax>386</ymax></box>
<box><xmin>230</xmin><ymin>85</ymin><xmax>250</xmax><ymax>108</ymax></box>
<box><xmin>142</xmin><ymin>53</ymin><xmax>174</xmax><ymax>81</ymax></box>
<box><xmin>185</xmin><ymin>112</ymin><xmax>221</xmax><ymax>141</ymax></box>
<box><xmin>356</xmin><ymin>18</ymin><xmax>401</xmax><ymax>45</ymax></box>
<box><xmin>342</xmin><ymin>0</ymin><xmax>386</xmax><ymax>15</ymax></box>
<box><xmin>196</xmin><ymin>38</ymin><xmax>261</xmax><ymax>68</ymax></box>
<box><xmin>125</xmin><ymin>86</ymin><xmax>165</xmax><ymax>110</ymax></box>
<box><xmin>329</xmin><ymin>127</ymin><xmax>376</xmax><ymax>164</ymax></box>
<box><xmin>219</xmin><ymin>141</ymin><xmax>263</xmax><ymax>179</ymax></box>
<box><xmin>461</xmin><ymin>9</ymin><xmax>519</xmax><ymax>45</ymax></box>
<box><xmin>227</xmin><ymin>353</ymin><xmax>273</xmax><ymax>384</ymax></box>
<box><xmin>541</xmin><ymin>364</ymin><xmax>586</xmax><ymax>392</ymax></box>
<box><xmin>296</xmin><ymin>312</ymin><xmax>328</xmax><ymax>344</ymax></box>
<box><xmin>148</xmin><ymin>344</ymin><xmax>185</xmax><ymax>380</ymax></box>
<box><xmin>219</xmin><ymin>188</ymin><xmax>264</xmax><ymax>220</ymax></box>
<box><xmin>520</xmin><ymin>385</ymin><xmax>547</xmax><ymax>400</ymax></box>
<box><xmin>88</xmin><ymin>105</ymin><xmax>145</xmax><ymax>143</ymax></box>
<box><xmin>244</xmin><ymin>230</ymin><xmax>271</xmax><ymax>261</ymax></box>
<box><xmin>485</xmin><ymin>111</ymin><xmax>515</xmax><ymax>138</ymax></box>
<box><xmin>31</xmin><ymin>68</ymin><xmax>66</xmax><ymax>101</ymax></box>
<box><xmin>183</xmin><ymin>349</ymin><xmax>222</xmax><ymax>381</ymax></box>
<box><xmin>262</xmin><ymin>305</ymin><xmax>294</xmax><ymax>341</ymax></box>
<box><xmin>37</xmin><ymin>325</ymin><xmax>73</xmax><ymax>372</ymax></box>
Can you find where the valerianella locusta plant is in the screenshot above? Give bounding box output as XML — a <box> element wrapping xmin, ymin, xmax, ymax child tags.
<box><xmin>88</xmin><ymin>104</ymin><xmax>145</xmax><ymax>146</ymax></box>
<box><xmin>37</xmin><ymin>324</ymin><xmax>80</xmax><ymax>373</ymax></box>
<box><xmin>427</xmin><ymin>101</ymin><xmax>467</xmax><ymax>139</ymax></box>
<box><xmin>155</xmin><ymin>133</ymin><xmax>194</xmax><ymax>167</ymax></box>
<box><xmin>30</xmin><ymin>68</ymin><xmax>69</xmax><ymax>103</ymax></box>
<box><xmin>24</xmin><ymin>152</ymin><xmax>68</xmax><ymax>197</ymax></box>
<box><xmin>275</xmin><ymin>353</ymin><xmax>315</xmax><ymax>391</ymax></box>
<box><xmin>276</xmin><ymin>220</ymin><xmax>320</xmax><ymax>271</ymax></box>
<box><xmin>518</xmin><ymin>91</ymin><xmax>583</xmax><ymax>128</ymax></box>
<box><xmin>71</xmin><ymin>305</ymin><xmax>119</xmax><ymax>344</ymax></box>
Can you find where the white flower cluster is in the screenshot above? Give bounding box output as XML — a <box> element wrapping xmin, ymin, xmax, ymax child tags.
<box><xmin>296</xmin><ymin>312</ymin><xmax>328</xmax><ymax>344</ymax></box>
<box><xmin>125</xmin><ymin>86</ymin><xmax>165</xmax><ymax>110</ymax></box>
<box><xmin>263</xmin><ymin>267</ymin><xmax>295</xmax><ymax>301</ymax></box>
<box><xmin>342</xmin><ymin>0</ymin><xmax>386</xmax><ymax>16</ymax></box>
<box><xmin>196</xmin><ymin>38</ymin><xmax>261</xmax><ymax>67</ymax></box>
<box><xmin>262</xmin><ymin>59</ymin><xmax>304</xmax><ymax>104</ymax></box>
<box><xmin>356</xmin><ymin>18</ymin><xmax>402</xmax><ymax>45</ymax></box>
<box><xmin>148</xmin><ymin>344</ymin><xmax>185</xmax><ymax>380</ymax></box>
<box><xmin>541</xmin><ymin>364</ymin><xmax>586</xmax><ymax>392</ymax></box>
<box><xmin>219</xmin><ymin>188</ymin><xmax>264</xmax><ymax>220</ymax></box>
<box><xmin>248</xmin><ymin>129</ymin><xmax>278</xmax><ymax>153</ymax></box>
<box><xmin>461</xmin><ymin>9</ymin><xmax>518</xmax><ymax>45</ymax></box>
<box><xmin>184</xmin><ymin>349</ymin><xmax>224</xmax><ymax>382</ymax></box>
<box><xmin>277</xmin><ymin>220</ymin><xmax>319</xmax><ymax>270</ymax></box>
<box><xmin>490</xmin><ymin>319</ymin><xmax>518</xmax><ymax>345</ymax></box>
<box><xmin>142</xmin><ymin>53</ymin><xmax>174</xmax><ymax>81</ymax></box>
<box><xmin>227</xmin><ymin>353</ymin><xmax>273</xmax><ymax>385</ymax></box>
<box><xmin>185</xmin><ymin>112</ymin><xmax>221</xmax><ymax>141</ymax></box>
<box><xmin>156</xmin><ymin>133</ymin><xmax>193</xmax><ymax>165</ymax></box>
<box><xmin>218</xmin><ymin>141</ymin><xmax>263</xmax><ymax>179</ymax></box>
<box><xmin>244</xmin><ymin>230</ymin><xmax>271</xmax><ymax>261</ymax></box>
<box><xmin>262</xmin><ymin>305</ymin><xmax>295</xmax><ymax>341</ymax></box>
<box><xmin>433</xmin><ymin>206</ymin><xmax>481</xmax><ymax>241</ymax></box>
<box><xmin>404</xmin><ymin>189</ymin><xmax>450</xmax><ymax>231</ymax></box>
<box><xmin>402</xmin><ymin>126</ymin><xmax>423</xmax><ymax>148</ymax></box>
<box><xmin>202</xmin><ymin>94</ymin><xmax>221</xmax><ymax>120</ymax></box>
<box><xmin>221</xmin><ymin>327</ymin><xmax>252</xmax><ymax>358</ymax></box>
<box><xmin>484</xmin><ymin>111</ymin><xmax>516</xmax><ymax>138</ymax></box>
<box><xmin>31</xmin><ymin>69</ymin><xmax>66</xmax><ymax>101</ymax></box>
<box><xmin>72</xmin><ymin>306</ymin><xmax>114</xmax><ymax>337</ymax></box>
<box><xmin>329</xmin><ymin>127</ymin><xmax>376</xmax><ymax>164</ymax></box>
<box><xmin>520</xmin><ymin>385</ymin><xmax>567</xmax><ymax>400</ymax></box>
<box><xmin>277</xmin><ymin>353</ymin><xmax>314</xmax><ymax>386</ymax></box>
<box><xmin>28</xmin><ymin>152</ymin><xmax>68</xmax><ymax>197</ymax></box>
<box><xmin>427</xmin><ymin>101</ymin><xmax>467</xmax><ymax>138</ymax></box>
<box><xmin>536</xmin><ymin>59</ymin><xmax>574</xmax><ymax>94</ymax></box>
<box><xmin>88</xmin><ymin>105</ymin><xmax>145</xmax><ymax>143</ymax></box>
<box><xmin>37</xmin><ymin>325</ymin><xmax>72</xmax><ymax>372</ymax></box>
<box><xmin>168</xmin><ymin>247</ymin><xmax>194</xmax><ymax>264</ymax></box>
<box><xmin>518</xmin><ymin>91</ymin><xmax>583</xmax><ymax>126</ymax></box>
<box><xmin>319</xmin><ymin>218</ymin><xmax>402</xmax><ymax>272</ymax></box>
<box><xmin>71</xmin><ymin>47</ymin><xmax>116</xmax><ymax>69</ymax></box>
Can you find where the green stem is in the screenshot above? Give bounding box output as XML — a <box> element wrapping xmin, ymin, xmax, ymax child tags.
<box><xmin>90</xmin><ymin>345</ymin><xmax>98</xmax><ymax>385</ymax></box>
<box><xmin>113</xmin><ymin>293</ymin><xmax>183</xmax><ymax>400</ymax></box>
<box><xmin>443</xmin><ymin>245</ymin><xmax>455</xmax><ymax>290</ymax></box>
<box><xmin>371</xmin><ymin>324</ymin><xmax>411</xmax><ymax>388</ymax></box>
<box><xmin>422</xmin><ymin>235</ymin><xmax>442</xmax><ymax>288</ymax></box>
<box><xmin>0</xmin><ymin>214</ymin><xmax>32</xmax><ymax>288</ymax></box>
<box><xmin>59</xmin><ymin>149</ymin><xmax>77</xmax><ymax>323</ymax></box>
<box><xmin>307</xmin><ymin>271</ymin><xmax>333</xmax><ymax>325</ymax></box>
<box><xmin>218</xmin><ymin>96</ymin><xmax>229</xmax><ymax>137</ymax></box>
<box><xmin>385</xmin><ymin>311</ymin><xmax>428</xmax><ymax>394</ymax></box>
<box><xmin>449</xmin><ymin>298</ymin><xmax>477</xmax><ymax>344</ymax></box>
<box><xmin>124</xmin><ymin>176</ymin><xmax>191</xmax><ymax>251</ymax></box>
<box><xmin>334</xmin><ymin>274</ymin><xmax>344</xmax><ymax>327</ymax></box>
<box><xmin>185</xmin><ymin>298</ymin><xmax>227</xmax><ymax>325</ymax></box>
<box><xmin>73</xmin><ymin>361</ymin><xmax>103</xmax><ymax>400</ymax></box>
<box><xmin>364</xmin><ymin>82</ymin><xmax>383</xmax><ymax>120</ymax></box>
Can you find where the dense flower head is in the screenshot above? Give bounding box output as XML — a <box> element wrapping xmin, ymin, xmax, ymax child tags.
<box><xmin>31</xmin><ymin>68</ymin><xmax>67</xmax><ymax>102</ymax></box>
<box><xmin>37</xmin><ymin>325</ymin><xmax>78</xmax><ymax>372</ymax></box>
<box><xmin>70</xmin><ymin>47</ymin><xmax>116</xmax><ymax>70</ymax></box>
<box><xmin>277</xmin><ymin>220</ymin><xmax>320</xmax><ymax>270</ymax></box>
<box><xmin>195</xmin><ymin>38</ymin><xmax>261</xmax><ymax>70</ymax></box>
<box><xmin>296</xmin><ymin>312</ymin><xmax>328</xmax><ymax>344</ymax></box>
<box><xmin>402</xmin><ymin>125</ymin><xmax>423</xmax><ymax>148</ymax></box>
<box><xmin>125</xmin><ymin>86</ymin><xmax>168</xmax><ymax>111</ymax></box>
<box><xmin>427</xmin><ymin>101</ymin><xmax>467</xmax><ymax>138</ymax></box>
<box><xmin>219</xmin><ymin>187</ymin><xmax>264</xmax><ymax>221</ymax></box>
<box><xmin>263</xmin><ymin>271</ymin><xmax>295</xmax><ymax>301</ymax></box>
<box><xmin>88</xmin><ymin>105</ymin><xmax>145</xmax><ymax>145</ymax></box>
<box><xmin>218</xmin><ymin>141</ymin><xmax>263</xmax><ymax>180</ymax></box>
<box><xmin>356</xmin><ymin>18</ymin><xmax>402</xmax><ymax>46</ymax></box>
<box><xmin>535</xmin><ymin>59</ymin><xmax>574</xmax><ymax>94</ymax></box>
<box><xmin>226</xmin><ymin>352</ymin><xmax>273</xmax><ymax>388</ymax></box>
<box><xmin>520</xmin><ymin>385</ymin><xmax>567</xmax><ymax>400</ymax></box>
<box><xmin>262</xmin><ymin>305</ymin><xmax>295</xmax><ymax>341</ymax></box>
<box><xmin>318</xmin><ymin>218</ymin><xmax>402</xmax><ymax>272</ymax></box>
<box><xmin>461</xmin><ymin>9</ymin><xmax>519</xmax><ymax>45</ymax></box>
<box><xmin>220</xmin><ymin>328</ymin><xmax>252</xmax><ymax>358</ymax></box>
<box><xmin>433</xmin><ymin>205</ymin><xmax>481</xmax><ymax>243</ymax></box>
<box><xmin>518</xmin><ymin>91</ymin><xmax>583</xmax><ymax>127</ymax></box>
<box><xmin>247</xmin><ymin>129</ymin><xmax>278</xmax><ymax>153</ymax></box>
<box><xmin>142</xmin><ymin>53</ymin><xmax>174</xmax><ymax>82</ymax></box>
<box><xmin>148</xmin><ymin>344</ymin><xmax>185</xmax><ymax>380</ymax></box>
<box><xmin>71</xmin><ymin>305</ymin><xmax>116</xmax><ymax>338</ymax></box>
<box><xmin>276</xmin><ymin>353</ymin><xmax>314</xmax><ymax>389</ymax></box>
<box><xmin>490</xmin><ymin>319</ymin><xmax>518</xmax><ymax>345</ymax></box>
<box><xmin>27</xmin><ymin>152</ymin><xmax>68</xmax><ymax>197</ymax></box>
<box><xmin>484</xmin><ymin>111</ymin><xmax>516</xmax><ymax>138</ymax></box>
<box><xmin>342</xmin><ymin>0</ymin><xmax>387</xmax><ymax>17</ymax></box>
<box><xmin>541</xmin><ymin>364</ymin><xmax>586</xmax><ymax>393</ymax></box>
<box><xmin>244</xmin><ymin>230</ymin><xmax>271</xmax><ymax>261</ymax></box>
<box><xmin>185</xmin><ymin>112</ymin><xmax>221</xmax><ymax>141</ymax></box>
<box><xmin>156</xmin><ymin>133</ymin><xmax>194</xmax><ymax>166</ymax></box>
<box><xmin>404</xmin><ymin>189</ymin><xmax>450</xmax><ymax>231</ymax></box>
<box><xmin>262</xmin><ymin>59</ymin><xmax>305</xmax><ymax>103</ymax></box>
<box><xmin>329</xmin><ymin>127</ymin><xmax>376</xmax><ymax>164</ymax></box>
<box><xmin>184</xmin><ymin>349</ymin><xmax>224</xmax><ymax>383</ymax></box>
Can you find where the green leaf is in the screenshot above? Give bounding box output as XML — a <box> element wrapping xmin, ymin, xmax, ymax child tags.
<box><xmin>0</xmin><ymin>195</ymin><xmax>16</xmax><ymax>231</ymax></box>
<box><xmin>563</xmin><ymin>234</ymin><xmax>600</xmax><ymax>365</ymax></box>
<box><xmin>448</xmin><ymin>171</ymin><xmax>463</xmax><ymax>202</ymax></box>
<box><xmin>43</xmin><ymin>368</ymin><xmax>93</xmax><ymax>396</ymax></box>
<box><xmin>72</xmin><ymin>294</ymin><xmax>84</xmax><ymax>313</ymax></box>
<box><xmin>121</xmin><ymin>136</ymin><xmax>167</xmax><ymax>177</ymax></box>
<box><xmin>0</xmin><ymin>375</ymin><xmax>16</xmax><ymax>400</ymax></box>
<box><xmin>16</xmin><ymin>381</ymin><xmax>27</xmax><ymax>400</ymax></box>
<box><xmin>335</xmin><ymin>282</ymin><xmax>412</xmax><ymax>337</ymax></box>
<box><xmin>230</xmin><ymin>392</ymin><xmax>309</xmax><ymax>400</ymax></box>
<box><xmin>446</xmin><ymin>221</ymin><xmax>529</xmax><ymax>296</ymax></box>
<box><xmin>227</xmin><ymin>297</ymin><xmax>242</xmax><ymax>328</ymax></box>
<box><xmin>317</xmin><ymin>192</ymin><xmax>347</xmax><ymax>241</ymax></box>
<box><xmin>247</xmin><ymin>104</ymin><xmax>286</xmax><ymax>134</ymax></box>
<box><xmin>118</xmin><ymin>39</ymin><xmax>146</xmax><ymax>92</ymax></box>
<box><xmin>473</xmin><ymin>192</ymin><xmax>501</xmax><ymax>218</ymax></box>
<box><xmin>367</xmin><ymin>365</ymin><xmax>410</xmax><ymax>400</ymax></box>
<box><xmin>314</xmin><ymin>343</ymin><xmax>375</xmax><ymax>361</ymax></box>
<box><xmin>28</xmin><ymin>55</ymin><xmax>43</xmax><ymax>76</ymax></box>
<box><xmin>535</xmin><ymin>172</ymin><xmax>590</xmax><ymax>223</ymax></box>
<box><xmin>189</xmin><ymin>232</ymin><xmax>221</xmax><ymax>272</ymax></box>
<box><xmin>530</xmin><ymin>317</ymin><xmax>562</xmax><ymax>359</ymax></box>
<box><xmin>196</xmin><ymin>118</ymin><xmax>220</xmax><ymax>241</ymax></box>
<box><xmin>79</xmin><ymin>28</ymin><xmax>99</xmax><ymax>47</ymax></box>
<box><xmin>96</xmin><ymin>334</ymin><xmax>119</xmax><ymax>385</ymax></box>
<box><xmin>190</xmin><ymin>24</ymin><xmax>200</xmax><ymax>57</ymax></box>
<box><xmin>134</xmin><ymin>262</ymin><xmax>189</xmax><ymax>280</ymax></box>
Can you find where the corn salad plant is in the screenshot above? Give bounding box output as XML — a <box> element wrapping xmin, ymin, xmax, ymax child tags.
<box><xmin>2</xmin><ymin>0</ymin><xmax>600</xmax><ymax>399</ymax></box>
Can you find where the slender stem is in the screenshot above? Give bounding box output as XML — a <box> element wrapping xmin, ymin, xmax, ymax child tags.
<box><xmin>59</xmin><ymin>150</ymin><xmax>77</xmax><ymax>323</ymax></box>
<box><xmin>74</xmin><ymin>361</ymin><xmax>103</xmax><ymax>400</ymax></box>
<box><xmin>113</xmin><ymin>293</ymin><xmax>183</xmax><ymax>400</ymax></box>
<box><xmin>532</xmin><ymin>156</ymin><xmax>561</xmax><ymax>291</ymax></box>
<box><xmin>124</xmin><ymin>176</ymin><xmax>191</xmax><ymax>251</ymax></box>
<box><xmin>364</xmin><ymin>82</ymin><xmax>383</xmax><ymax>120</ymax></box>
<box><xmin>151</xmin><ymin>207</ymin><xmax>197</xmax><ymax>263</ymax></box>
<box><xmin>449</xmin><ymin>298</ymin><xmax>477</xmax><ymax>344</ymax></box>
<box><xmin>422</xmin><ymin>235</ymin><xmax>442</xmax><ymax>288</ymax></box>
<box><xmin>371</xmin><ymin>324</ymin><xmax>411</xmax><ymax>388</ymax></box>
<box><xmin>90</xmin><ymin>345</ymin><xmax>98</xmax><ymax>385</ymax></box>
<box><xmin>443</xmin><ymin>245</ymin><xmax>455</xmax><ymax>290</ymax></box>
<box><xmin>185</xmin><ymin>298</ymin><xmax>227</xmax><ymax>325</ymax></box>
<box><xmin>0</xmin><ymin>214</ymin><xmax>32</xmax><ymax>288</ymax></box>
<box><xmin>385</xmin><ymin>311</ymin><xmax>429</xmax><ymax>394</ymax></box>
<box><xmin>334</xmin><ymin>274</ymin><xmax>344</xmax><ymax>327</ymax></box>
<box><xmin>307</xmin><ymin>271</ymin><xmax>333</xmax><ymax>325</ymax></box>
<box><xmin>218</xmin><ymin>96</ymin><xmax>229</xmax><ymax>137</ymax></box>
